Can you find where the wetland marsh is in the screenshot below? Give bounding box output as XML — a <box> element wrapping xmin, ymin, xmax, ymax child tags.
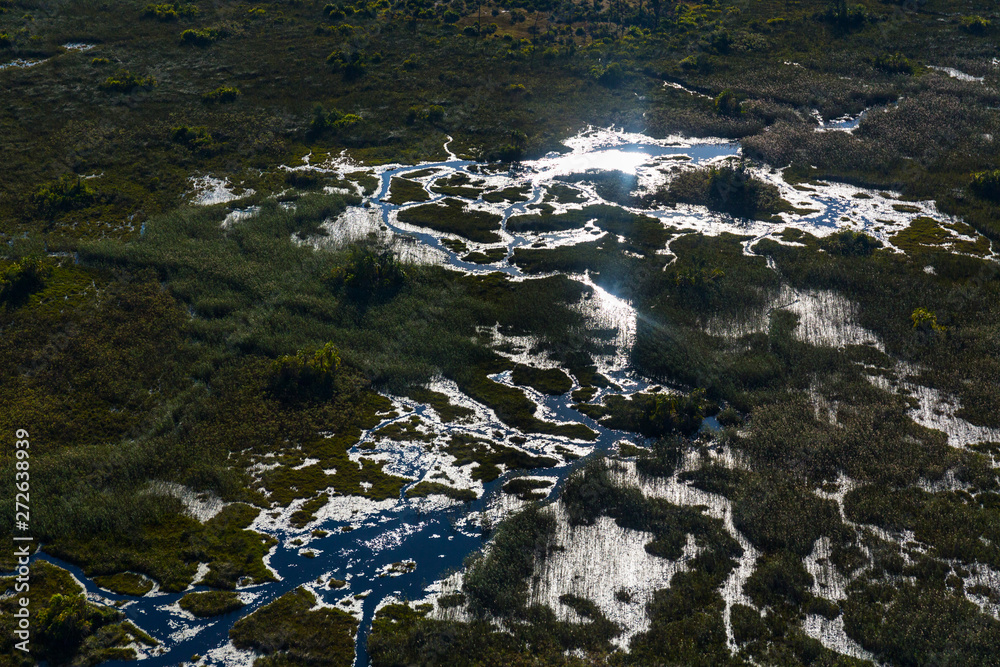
<box><xmin>3</xmin><ymin>0</ymin><xmax>1000</xmax><ymax>665</ymax></box>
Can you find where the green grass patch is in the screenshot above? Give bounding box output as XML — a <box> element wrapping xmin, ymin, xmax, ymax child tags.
<box><xmin>230</xmin><ymin>587</ymin><xmax>357</xmax><ymax>667</ymax></box>
<box><xmin>386</xmin><ymin>177</ymin><xmax>430</xmax><ymax>204</ymax></box>
<box><xmin>511</xmin><ymin>364</ymin><xmax>573</xmax><ymax>395</ymax></box>
<box><xmin>92</xmin><ymin>572</ymin><xmax>154</xmax><ymax>596</ymax></box>
<box><xmin>397</xmin><ymin>199</ymin><xmax>502</xmax><ymax>243</ymax></box>
<box><xmin>461</xmin><ymin>247</ymin><xmax>507</xmax><ymax>264</ymax></box>
<box><xmin>178</xmin><ymin>590</ymin><xmax>245</xmax><ymax>617</ymax></box>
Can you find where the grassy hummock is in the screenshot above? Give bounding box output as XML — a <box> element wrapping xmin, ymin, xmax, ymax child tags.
<box><xmin>92</xmin><ymin>572</ymin><xmax>154</xmax><ymax>597</ymax></box>
<box><xmin>178</xmin><ymin>591</ymin><xmax>245</xmax><ymax>617</ymax></box>
<box><xmin>230</xmin><ymin>587</ymin><xmax>357</xmax><ymax>667</ymax></box>
<box><xmin>386</xmin><ymin>177</ymin><xmax>430</xmax><ymax>205</ymax></box>
<box><xmin>396</xmin><ymin>199</ymin><xmax>502</xmax><ymax>243</ymax></box>
<box><xmin>511</xmin><ymin>364</ymin><xmax>573</xmax><ymax>395</ymax></box>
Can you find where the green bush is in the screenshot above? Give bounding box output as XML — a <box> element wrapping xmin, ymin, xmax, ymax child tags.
<box><xmin>427</xmin><ymin>104</ymin><xmax>445</xmax><ymax>123</ymax></box>
<box><xmin>144</xmin><ymin>2</ymin><xmax>197</xmax><ymax>19</ymax></box>
<box><xmin>201</xmin><ymin>86</ymin><xmax>241</xmax><ymax>103</ymax></box>
<box><xmin>308</xmin><ymin>103</ymin><xmax>345</xmax><ymax>136</ymax></box>
<box><xmin>443</xmin><ymin>9</ymin><xmax>460</xmax><ymax>22</ymax></box>
<box><xmin>714</xmin><ymin>89</ymin><xmax>742</xmax><ymax>117</ymax></box>
<box><xmin>733</xmin><ymin>472</ymin><xmax>845</xmax><ymax>555</ymax></box>
<box><xmin>664</xmin><ymin>163</ymin><xmax>785</xmax><ymax>220</ymax></box>
<box><xmin>961</xmin><ymin>15</ymin><xmax>991</xmax><ymax>35</ymax></box>
<box><xmin>820</xmin><ymin>229</ymin><xmax>882</xmax><ymax>256</ymax></box>
<box><xmin>0</xmin><ymin>256</ymin><xmax>49</xmax><ymax>307</ymax></box>
<box><xmin>333</xmin><ymin>113</ymin><xmax>361</xmax><ymax>129</ymax></box>
<box><xmin>911</xmin><ymin>307</ymin><xmax>944</xmax><ymax>332</ymax></box>
<box><xmin>329</xmin><ymin>245</ymin><xmax>407</xmax><ymax>299</ymax></box>
<box><xmin>145</xmin><ymin>3</ymin><xmax>178</xmax><ymax>20</ymax></box>
<box><xmin>593</xmin><ymin>62</ymin><xmax>624</xmax><ymax>87</ymax></box>
<box><xmin>679</xmin><ymin>54</ymin><xmax>698</xmax><ymax>70</ymax></box>
<box><xmin>817</xmin><ymin>0</ymin><xmax>869</xmax><ymax>30</ymax></box>
<box><xmin>970</xmin><ymin>170</ymin><xmax>1000</xmax><ymax>201</ymax></box>
<box><xmin>872</xmin><ymin>52</ymin><xmax>914</xmax><ymax>74</ymax></box>
<box><xmin>31</xmin><ymin>175</ymin><xmax>97</xmax><ymax>216</ymax></box>
<box><xmin>326</xmin><ymin>49</ymin><xmax>369</xmax><ymax>80</ymax></box>
<box><xmin>170</xmin><ymin>125</ymin><xmax>213</xmax><ymax>148</ymax></box>
<box><xmin>0</xmin><ymin>32</ymin><xmax>11</xmax><ymax>48</ymax></box>
<box><xmin>181</xmin><ymin>27</ymin><xmax>223</xmax><ymax>46</ymax></box>
<box><xmin>99</xmin><ymin>70</ymin><xmax>158</xmax><ymax>93</ymax></box>
<box><xmin>269</xmin><ymin>342</ymin><xmax>342</xmax><ymax>402</ymax></box>
<box><xmin>36</xmin><ymin>594</ymin><xmax>122</xmax><ymax>663</ymax></box>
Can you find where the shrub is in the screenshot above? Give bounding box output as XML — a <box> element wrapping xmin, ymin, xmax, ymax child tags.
<box><xmin>636</xmin><ymin>436</ymin><xmax>684</xmax><ymax>477</ymax></box>
<box><xmin>593</xmin><ymin>62</ymin><xmax>624</xmax><ymax>87</ymax></box>
<box><xmin>872</xmin><ymin>52</ymin><xmax>914</xmax><ymax>75</ymax></box>
<box><xmin>820</xmin><ymin>230</ymin><xmax>882</xmax><ymax>256</ymax></box>
<box><xmin>911</xmin><ymin>307</ymin><xmax>944</xmax><ymax>332</ymax></box>
<box><xmin>99</xmin><ymin>70</ymin><xmax>158</xmax><ymax>93</ymax></box>
<box><xmin>170</xmin><ymin>125</ymin><xmax>214</xmax><ymax>150</ymax></box>
<box><xmin>0</xmin><ymin>256</ymin><xmax>49</xmax><ymax>307</ymax></box>
<box><xmin>269</xmin><ymin>342</ymin><xmax>342</xmax><ymax>402</ymax></box>
<box><xmin>646</xmin><ymin>390</ymin><xmax>708</xmax><ymax>437</ymax></box>
<box><xmin>497</xmin><ymin>129</ymin><xmax>527</xmax><ymax>163</ymax></box>
<box><xmin>308</xmin><ymin>103</ymin><xmax>344</xmax><ymax>136</ymax></box>
<box><xmin>817</xmin><ymin>0</ymin><xmax>869</xmax><ymax>30</ymax></box>
<box><xmin>332</xmin><ymin>113</ymin><xmax>361</xmax><ymax>129</ymax></box>
<box><xmin>665</xmin><ymin>163</ymin><xmax>784</xmax><ymax>220</ymax></box>
<box><xmin>961</xmin><ymin>15</ymin><xmax>990</xmax><ymax>35</ymax></box>
<box><xmin>180</xmin><ymin>27</ymin><xmax>223</xmax><ymax>46</ymax></box>
<box><xmin>328</xmin><ymin>245</ymin><xmax>406</xmax><ymax>299</ymax></box>
<box><xmin>733</xmin><ymin>473</ymin><xmax>843</xmax><ymax>555</ymax></box>
<box><xmin>31</xmin><ymin>174</ymin><xmax>96</xmax><ymax>215</ymax></box>
<box><xmin>463</xmin><ymin>24</ymin><xmax>479</xmax><ymax>37</ymax></box>
<box><xmin>426</xmin><ymin>104</ymin><xmax>445</xmax><ymax>122</ymax></box>
<box><xmin>443</xmin><ymin>9</ymin><xmax>460</xmax><ymax>22</ymax></box>
<box><xmin>970</xmin><ymin>170</ymin><xmax>1000</xmax><ymax>201</ymax></box>
<box><xmin>201</xmin><ymin>85</ymin><xmax>241</xmax><ymax>103</ymax></box>
<box><xmin>144</xmin><ymin>3</ymin><xmax>197</xmax><ymax>20</ymax></box>
<box><xmin>35</xmin><ymin>593</ymin><xmax>125</xmax><ymax>662</ymax></box>
<box><xmin>0</xmin><ymin>32</ymin><xmax>11</xmax><ymax>48</ymax></box>
<box><xmin>708</xmin><ymin>29</ymin><xmax>731</xmax><ymax>53</ymax></box>
<box><xmin>714</xmin><ymin>89</ymin><xmax>742</xmax><ymax>117</ymax></box>
<box><xmin>679</xmin><ymin>54</ymin><xmax>698</xmax><ymax>70</ymax></box>
<box><xmin>90</xmin><ymin>56</ymin><xmax>111</xmax><ymax>66</ymax></box>
<box><xmin>36</xmin><ymin>594</ymin><xmax>94</xmax><ymax>658</ymax></box>
<box><xmin>326</xmin><ymin>49</ymin><xmax>368</xmax><ymax>80</ymax></box>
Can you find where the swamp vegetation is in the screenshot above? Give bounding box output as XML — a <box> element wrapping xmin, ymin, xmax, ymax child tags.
<box><xmin>2</xmin><ymin>0</ymin><xmax>1000</xmax><ymax>664</ymax></box>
